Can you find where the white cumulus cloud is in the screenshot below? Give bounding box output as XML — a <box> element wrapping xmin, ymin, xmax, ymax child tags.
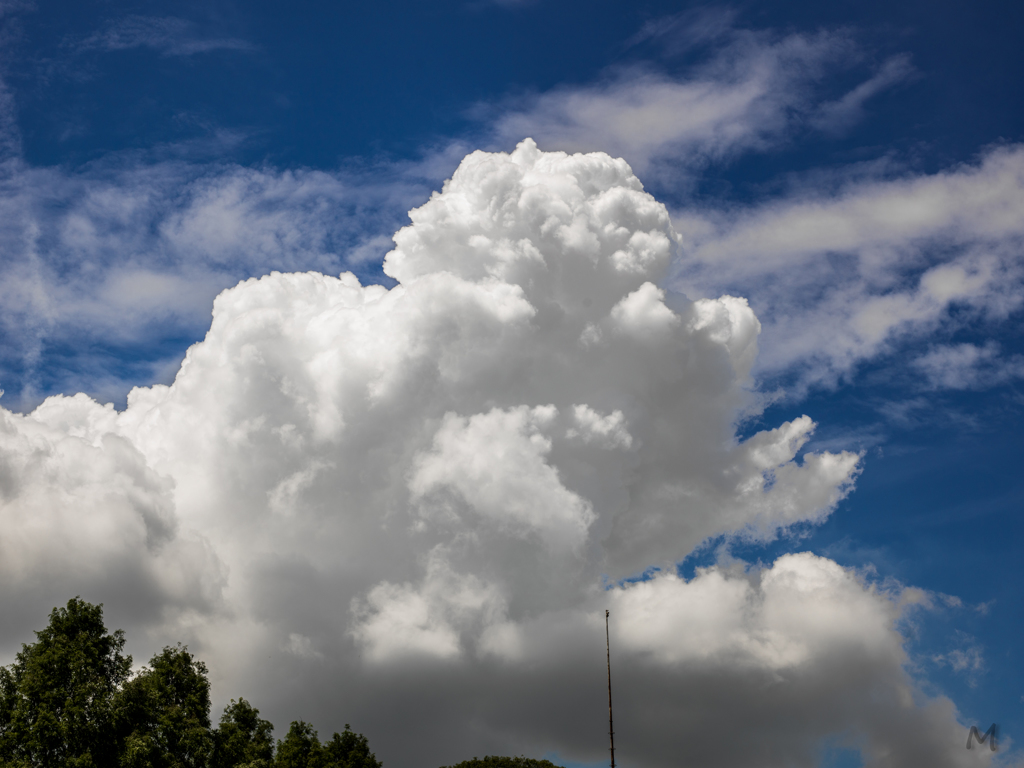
<box><xmin>0</xmin><ymin>141</ymin><xmax>986</xmax><ymax>768</ymax></box>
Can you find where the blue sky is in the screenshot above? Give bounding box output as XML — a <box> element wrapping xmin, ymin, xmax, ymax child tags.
<box><xmin>0</xmin><ymin>2</ymin><xmax>1022</xmax><ymax>767</ymax></box>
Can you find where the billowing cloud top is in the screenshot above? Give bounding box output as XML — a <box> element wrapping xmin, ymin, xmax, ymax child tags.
<box><xmin>0</xmin><ymin>141</ymin><xmax>982</xmax><ymax>768</ymax></box>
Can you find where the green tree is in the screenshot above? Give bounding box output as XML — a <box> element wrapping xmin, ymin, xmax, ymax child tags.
<box><xmin>275</xmin><ymin>721</ymin><xmax>323</xmax><ymax>768</ymax></box>
<box><xmin>211</xmin><ymin>698</ymin><xmax>275</xmax><ymax>768</ymax></box>
<box><xmin>322</xmin><ymin>725</ymin><xmax>381</xmax><ymax>768</ymax></box>
<box><xmin>0</xmin><ymin>597</ymin><xmax>132</xmax><ymax>767</ymax></box>
<box><xmin>0</xmin><ymin>595</ymin><xmax>382</xmax><ymax>768</ymax></box>
<box><xmin>118</xmin><ymin>644</ymin><xmax>214</xmax><ymax>768</ymax></box>
<box><xmin>273</xmin><ymin>720</ymin><xmax>383</xmax><ymax>768</ymax></box>
<box><xmin>439</xmin><ymin>758</ymin><xmax>563</xmax><ymax>768</ymax></box>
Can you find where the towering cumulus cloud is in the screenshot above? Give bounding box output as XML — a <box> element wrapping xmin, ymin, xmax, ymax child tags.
<box><xmin>0</xmin><ymin>141</ymin><xmax>986</xmax><ymax>767</ymax></box>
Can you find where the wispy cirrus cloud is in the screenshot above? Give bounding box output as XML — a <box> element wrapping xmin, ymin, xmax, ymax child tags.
<box><xmin>912</xmin><ymin>342</ymin><xmax>1024</xmax><ymax>391</ymax></box>
<box><xmin>478</xmin><ymin>22</ymin><xmax>912</xmax><ymax>181</ymax></box>
<box><xmin>670</xmin><ymin>144</ymin><xmax>1024</xmax><ymax>393</ymax></box>
<box><xmin>73</xmin><ymin>15</ymin><xmax>254</xmax><ymax>57</ymax></box>
<box><xmin>809</xmin><ymin>53</ymin><xmax>917</xmax><ymax>135</ymax></box>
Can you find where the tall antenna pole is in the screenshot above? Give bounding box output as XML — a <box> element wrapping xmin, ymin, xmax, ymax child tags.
<box><xmin>606</xmin><ymin>609</ymin><xmax>615</xmax><ymax>768</ymax></box>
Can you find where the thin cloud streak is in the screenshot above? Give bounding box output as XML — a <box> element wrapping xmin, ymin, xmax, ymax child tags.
<box><xmin>481</xmin><ymin>24</ymin><xmax>907</xmax><ymax>181</ymax></box>
<box><xmin>809</xmin><ymin>54</ymin><xmax>917</xmax><ymax>135</ymax></box>
<box><xmin>73</xmin><ymin>15</ymin><xmax>255</xmax><ymax>57</ymax></box>
<box><xmin>670</xmin><ymin>144</ymin><xmax>1024</xmax><ymax>392</ymax></box>
<box><xmin>912</xmin><ymin>342</ymin><xmax>1024</xmax><ymax>391</ymax></box>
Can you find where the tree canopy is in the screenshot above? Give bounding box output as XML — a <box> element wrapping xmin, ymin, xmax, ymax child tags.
<box><xmin>211</xmin><ymin>698</ymin><xmax>274</xmax><ymax>768</ymax></box>
<box><xmin>118</xmin><ymin>644</ymin><xmax>214</xmax><ymax>768</ymax></box>
<box><xmin>0</xmin><ymin>598</ymin><xmax>384</xmax><ymax>768</ymax></box>
<box><xmin>0</xmin><ymin>596</ymin><xmax>131</xmax><ymax>766</ymax></box>
<box><xmin>274</xmin><ymin>720</ymin><xmax>384</xmax><ymax>768</ymax></box>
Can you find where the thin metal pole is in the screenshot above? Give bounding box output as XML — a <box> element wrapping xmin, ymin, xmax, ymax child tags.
<box><xmin>606</xmin><ymin>609</ymin><xmax>615</xmax><ymax>768</ymax></box>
